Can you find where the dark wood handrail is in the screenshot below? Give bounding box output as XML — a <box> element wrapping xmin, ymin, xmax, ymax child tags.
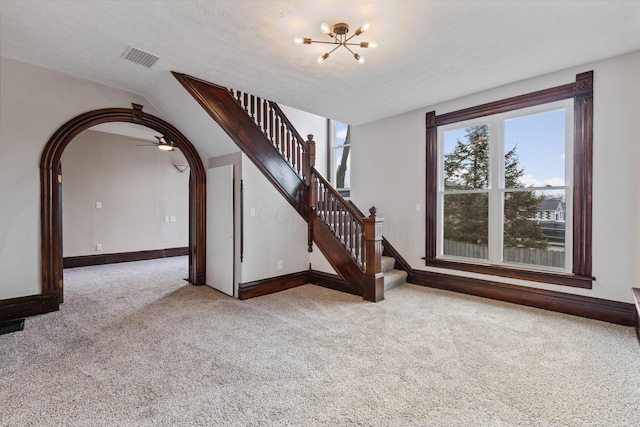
<box><xmin>228</xmin><ymin>88</ymin><xmax>312</xmax><ymax>183</ymax></box>
<box><xmin>268</xmin><ymin>102</ymin><xmax>310</xmax><ymax>152</ymax></box>
<box><xmin>311</xmin><ymin>167</ymin><xmax>364</xmax><ymax>224</ymax></box>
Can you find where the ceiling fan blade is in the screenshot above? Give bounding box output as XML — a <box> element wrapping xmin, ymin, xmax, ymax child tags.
<box><xmin>128</xmin><ymin>136</ymin><xmax>157</xmax><ymax>143</ymax></box>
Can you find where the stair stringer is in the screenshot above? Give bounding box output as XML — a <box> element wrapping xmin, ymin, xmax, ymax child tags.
<box><xmin>310</xmin><ymin>212</ymin><xmax>365</xmax><ymax>294</ymax></box>
<box><xmin>173</xmin><ymin>72</ymin><xmax>308</xmax><ymax>220</ymax></box>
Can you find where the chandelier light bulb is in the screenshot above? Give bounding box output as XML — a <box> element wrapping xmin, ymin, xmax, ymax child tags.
<box><xmin>318</xmin><ymin>53</ymin><xmax>330</xmax><ymax>63</ymax></box>
<box><xmin>294</xmin><ymin>37</ymin><xmax>303</xmax><ymax>44</ymax></box>
<box><xmin>355</xmin><ymin>23</ymin><xmax>370</xmax><ymax>36</ymax></box>
<box><xmin>354</xmin><ymin>53</ymin><xmax>365</xmax><ymax>64</ymax></box>
<box><xmin>320</xmin><ymin>23</ymin><xmax>330</xmax><ymax>34</ymax></box>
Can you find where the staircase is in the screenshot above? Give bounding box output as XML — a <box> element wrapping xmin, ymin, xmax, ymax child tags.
<box><xmin>173</xmin><ymin>72</ymin><xmax>385</xmax><ymax>302</ymax></box>
<box><xmin>382</xmin><ymin>256</ymin><xmax>408</xmax><ymax>291</ymax></box>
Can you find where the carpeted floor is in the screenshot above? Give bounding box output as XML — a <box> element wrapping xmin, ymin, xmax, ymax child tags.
<box><xmin>1</xmin><ymin>256</ymin><xmax>639</xmax><ymax>426</ymax></box>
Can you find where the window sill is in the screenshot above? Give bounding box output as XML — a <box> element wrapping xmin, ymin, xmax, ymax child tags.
<box><xmin>337</xmin><ymin>189</ymin><xmax>350</xmax><ymax>198</ymax></box>
<box><xmin>425</xmin><ymin>258</ymin><xmax>593</xmax><ymax>289</ymax></box>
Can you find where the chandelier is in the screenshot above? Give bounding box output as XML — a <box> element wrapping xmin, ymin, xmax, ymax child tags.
<box><xmin>295</xmin><ymin>22</ymin><xmax>376</xmax><ymax>64</ymax></box>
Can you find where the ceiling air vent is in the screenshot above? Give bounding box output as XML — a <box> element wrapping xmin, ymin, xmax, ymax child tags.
<box><xmin>121</xmin><ymin>46</ymin><xmax>159</xmax><ymax>68</ymax></box>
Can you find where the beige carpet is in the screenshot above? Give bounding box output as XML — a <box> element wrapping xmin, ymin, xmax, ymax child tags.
<box><xmin>1</xmin><ymin>256</ymin><xmax>639</xmax><ymax>426</ymax></box>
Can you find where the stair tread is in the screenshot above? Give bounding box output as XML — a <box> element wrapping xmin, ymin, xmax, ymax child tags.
<box><xmin>381</xmin><ymin>256</ymin><xmax>396</xmax><ymax>273</ymax></box>
<box><xmin>383</xmin><ymin>268</ymin><xmax>408</xmax><ymax>291</ymax></box>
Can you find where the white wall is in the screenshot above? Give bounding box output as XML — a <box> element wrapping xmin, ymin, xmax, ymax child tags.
<box><xmin>352</xmin><ymin>51</ymin><xmax>640</xmax><ymax>303</ymax></box>
<box><xmin>278</xmin><ymin>104</ymin><xmax>329</xmax><ymax>179</ymax></box>
<box><xmin>240</xmin><ymin>154</ymin><xmax>310</xmax><ymax>282</ymax></box>
<box><xmin>62</xmin><ymin>130</ymin><xmax>188</xmax><ymax>256</ymax></box>
<box><xmin>0</xmin><ymin>57</ymin><xmax>160</xmax><ymax>300</ymax></box>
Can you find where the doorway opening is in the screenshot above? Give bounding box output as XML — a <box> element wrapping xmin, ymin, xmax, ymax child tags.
<box><xmin>41</xmin><ymin>104</ymin><xmax>206</xmax><ymax>308</ymax></box>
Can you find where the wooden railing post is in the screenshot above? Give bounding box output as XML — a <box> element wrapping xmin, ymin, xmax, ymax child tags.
<box><xmin>303</xmin><ymin>134</ymin><xmax>315</xmax><ymax>185</ymax></box>
<box><xmin>306</xmin><ymin>135</ymin><xmax>316</xmax><ymax>252</ymax></box>
<box><xmin>362</xmin><ymin>206</ymin><xmax>384</xmax><ymax>302</ymax></box>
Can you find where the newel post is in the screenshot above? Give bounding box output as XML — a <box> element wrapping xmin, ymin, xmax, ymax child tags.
<box><xmin>363</xmin><ymin>206</ymin><xmax>384</xmax><ymax>302</ymax></box>
<box><xmin>303</xmin><ymin>134</ymin><xmax>315</xmax><ymax>185</ymax></box>
<box><xmin>305</xmin><ymin>134</ymin><xmax>316</xmax><ymax>252</ymax></box>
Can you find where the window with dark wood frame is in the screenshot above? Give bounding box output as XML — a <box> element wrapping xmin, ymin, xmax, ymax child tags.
<box><xmin>425</xmin><ymin>71</ymin><xmax>593</xmax><ymax>289</ymax></box>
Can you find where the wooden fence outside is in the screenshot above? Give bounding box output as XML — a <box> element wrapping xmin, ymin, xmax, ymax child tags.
<box><xmin>443</xmin><ymin>240</ymin><xmax>565</xmax><ymax>268</ymax></box>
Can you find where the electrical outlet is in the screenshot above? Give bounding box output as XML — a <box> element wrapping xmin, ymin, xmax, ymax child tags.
<box><xmin>96</xmin><ymin>243</ymin><xmax>102</xmax><ymax>251</ymax></box>
<box><xmin>164</xmin><ymin>216</ymin><xmax>170</xmax><ymax>222</ymax></box>
<box><xmin>277</xmin><ymin>260</ymin><xmax>283</xmax><ymax>270</ymax></box>
<box><xmin>170</xmin><ymin>216</ymin><xmax>176</xmax><ymax>223</ymax></box>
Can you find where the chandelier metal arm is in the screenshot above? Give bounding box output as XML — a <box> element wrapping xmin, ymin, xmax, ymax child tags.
<box><xmin>343</xmin><ymin>44</ymin><xmax>357</xmax><ymax>56</ymax></box>
<box><xmin>305</xmin><ymin>40</ymin><xmax>367</xmax><ymax>47</ymax></box>
<box><xmin>326</xmin><ymin>43</ymin><xmax>343</xmax><ymax>56</ymax></box>
<box><xmin>342</xmin><ymin>32</ymin><xmax>361</xmax><ymax>45</ymax></box>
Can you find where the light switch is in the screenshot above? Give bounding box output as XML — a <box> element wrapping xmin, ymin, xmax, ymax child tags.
<box><xmin>415</xmin><ymin>203</ymin><xmax>421</xmax><ymax>212</ymax></box>
<box><xmin>250</xmin><ymin>208</ymin><xmax>256</xmax><ymax>217</ymax></box>
<box><xmin>170</xmin><ymin>216</ymin><xmax>176</xmax><ymax>223</ymax></box>
<box><xmin>96</xmin><ymin>202</ymin><xmax>102</xmax><ymax>209</ymax></box>
<box><xmin>164</xmin><ymin>216</ymin><xmax>170</xmax><ymax>223</ymax></box>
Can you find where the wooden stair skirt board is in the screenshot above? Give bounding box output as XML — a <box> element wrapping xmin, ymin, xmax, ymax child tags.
<box><xmin>63</xmin><ymin>247</ymin><xmax>189</xmax><ymax>268</ymax></box>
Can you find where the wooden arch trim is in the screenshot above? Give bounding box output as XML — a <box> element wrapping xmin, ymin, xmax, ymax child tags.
<box><xmin>40</xmin><ymin>105</ymin><xmax>206</xmax><ymax>304</ymax></box>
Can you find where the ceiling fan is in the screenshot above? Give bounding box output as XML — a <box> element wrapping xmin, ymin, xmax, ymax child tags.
<box><xmin>128</xmin><ymin>135</ymin><xmax>178</xmax><ymax>151</ymax></box>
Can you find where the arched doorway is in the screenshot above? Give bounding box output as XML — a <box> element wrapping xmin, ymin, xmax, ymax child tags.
<box><xmin>41</xmin><ymin>104</ymin><xmax>206</xmax><ymax>306</ymax></box>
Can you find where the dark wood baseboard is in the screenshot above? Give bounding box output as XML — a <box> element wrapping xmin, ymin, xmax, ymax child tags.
<box><xmin>63</xmin><ymin>247</ymin><xmax>189</xmax><ymax>268</ymax></box>
<box><xmin>237</xmin><ymin>270</ymin><xmax>361</xmax><ymax>300</ymax></box>
<box><xmin>238</xmin><ymin>271</ymin><xmax>310</xmax><ymax>300</ymax></box>
<box><xmin>632</xmin><ymin>288</ymin><xmax>640</xmax><ymax>343</ymax></box>
<box><xmin>0</xmin><ymin>294</ymin><xmax>59</xmax><ymax>321</ymax></box>
<box><xmin>408</xmin><ymin>269</ymin><xmax>636</xmax><ymax>326</ymax></box>
<box><xmin>309</xmin><ymin>270</ymin><xmax>360</xmax><ymax>296</ymax></box>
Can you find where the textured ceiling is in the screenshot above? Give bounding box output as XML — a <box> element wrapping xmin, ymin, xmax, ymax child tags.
<box><xmin>1</xmin><ymin>0</ymin><xmax>640</xmax><ymax>158</ymax></box>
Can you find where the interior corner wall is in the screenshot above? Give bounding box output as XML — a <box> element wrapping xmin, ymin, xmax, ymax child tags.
<box><xmin>62</xmin><ymin>130</ymin><xmax>189</xmax><ymax>257</ymax></box>
<box><xmin>0</xmin><ymin>57</ymin><xmax>160</xmax><ymax>300</ymax></box>
<box><xmin>351</xmin><ymin>50</ymin><xmax>640</xmax><ymax>304</ymax></box>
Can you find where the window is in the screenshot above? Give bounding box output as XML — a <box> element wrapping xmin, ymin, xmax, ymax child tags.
<box><xmin>426</xmin><ymin>72</ymin><xmax>593</xmax><ymax>288</ymax></box>
<box><xmin>330</xmin><ymin>120</ymin><xmax>351</xmax><ymax>192</ymax></box>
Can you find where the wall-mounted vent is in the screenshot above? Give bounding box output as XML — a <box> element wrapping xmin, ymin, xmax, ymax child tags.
<box><xmin>121</xmin><ymin>46</ymin><xmax>159</xmax><ymax>68</ymax></box>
